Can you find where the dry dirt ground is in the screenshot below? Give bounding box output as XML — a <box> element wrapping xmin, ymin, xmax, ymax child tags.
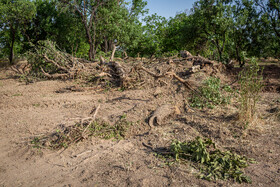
<box><xmin>0</xmin><ymin>61</ymin><xmax>280</xmax><ymax>187</ymax></box>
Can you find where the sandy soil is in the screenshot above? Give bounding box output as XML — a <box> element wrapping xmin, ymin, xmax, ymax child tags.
<box><xmin>0</xmin><ymin>62</ymin><xmax>279</xmax><ymax>187</ymax></box>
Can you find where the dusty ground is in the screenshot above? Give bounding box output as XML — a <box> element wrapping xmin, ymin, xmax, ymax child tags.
<box><xmin>0</xmin><ymin>61</ymin><xmax>279</xmax><ymax>187</ymax></box>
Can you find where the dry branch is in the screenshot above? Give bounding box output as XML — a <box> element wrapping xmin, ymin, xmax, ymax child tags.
<box><xmin>82</xmin><ymin>104</ymin><xmax>100</xmax><ymax>135</ymax></box>
<box><xmin>10</xmin><ymin>63</ymin><xmax>30</xmax><ymax>75</ymax></box>
<box><xmin>136</xmin><ymin>64</ymin><xmax>195</xmax><ymax>91</ymax></box>
<box><xmin>29</xmin><ymin>40</ymin><xmax>92</xmax><ymax>80</ymax></box>
<box><xmin>40</xmin><ymin>67</ymin><xmax>69</xmax><ymax>79</ymax></box>
<box><xmin>42</xmin><ymin>55</ymin><xmax>70</xmax><ymax>73</ymax></box>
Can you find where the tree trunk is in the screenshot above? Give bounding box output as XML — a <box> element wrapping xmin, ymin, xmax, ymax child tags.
<box><xmin>110</xmin><ymin>43</ymin><xmax>116</xmax><ymax>61</ymax></box>
<box><xmin>123</xmin><ymin>51</ymin><xmax>128</xmax><ymax>59</ymax></box>
<box><xmin>88</xmin><ymin>43</ymin><xmax>94</xmax><ymax>61</ymax></box>
<box><xmin>82</xmin><ymin>19</ymin><xmax>95</xmax><ymax>61</ymax></box>
<box><xmin>235</xmin><ymin>45</ymin><xmax>243</xmax><ymax>67</ymax></box>
<box><xmin>104</xmin><ymin>38</ymin><xmax>108</xmax><ymax>53</ymax></box>
<box><xmin>9</xmin><ymin>26</ymin><xmax>16</xmax><ymax>65</ymax></box>
<box><xmin>217</xmin><ymin>49</ymin><xmax>223</xmax><ymax>62</ymax></box>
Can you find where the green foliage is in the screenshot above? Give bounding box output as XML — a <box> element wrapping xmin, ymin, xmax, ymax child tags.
<box><xmin>170</xmin><ymin>137</ymin><xmax>253</xmax><ymax>183</ymax></box>
<box><xmin>132</xmin><ymin>13</ymin><xmax>167</xmax><ymax>57</ymax></box>
<box><xmin>189</xmin><ymin>77</ymin><xmax>232</xmax><ymax>109</ymax></box>
<box><xmin>24</xmin><ymin>0</ymin><xmax>87</xmax><ymax>56</ymax></box>
<box><xmin>0</xmin><ymin>0</ymin><xmax>36</xmax><ymax>63</ymax></box>
<box><xmin>1</xmin><ymin>0</ymin><xmax>279</xmax><ymax>63</ymax></box>
<box><xmin>238</xmin><ymin>58</ymin><xmax>263</xmax><ymax>123</ymax></box>
<box><xmin>26</xmin><ymin>40</ymin><xmax>63</xmax><ymax>75</ymax></box>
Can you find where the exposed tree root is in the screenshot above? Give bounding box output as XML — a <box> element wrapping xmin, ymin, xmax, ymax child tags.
<box><xmin>148</xmin><ymin>104</ymin><xmax>181</xmax><ymax>129</ymax></box>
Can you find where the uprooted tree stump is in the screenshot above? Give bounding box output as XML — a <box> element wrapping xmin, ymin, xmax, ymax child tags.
<box><xmin>148</xmin><ymin>104</ymin><xmax>181</xmax><ymax>128</ymax></box>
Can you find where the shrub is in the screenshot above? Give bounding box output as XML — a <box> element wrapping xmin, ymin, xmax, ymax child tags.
<box><xmin>189</xmin><ymin>77</ymin><xmax>232</xmax><ymax>109</ymax></box>
<box><xmin>238</xmin><ymin>58</ymin><xmax>263</xmax><ymax>124</ymax></box>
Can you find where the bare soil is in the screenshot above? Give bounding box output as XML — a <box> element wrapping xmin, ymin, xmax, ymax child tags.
<box><xmin>0</xmin><ymin>61</ymin><xmax>279</xmax><ymax>187</ymax></box>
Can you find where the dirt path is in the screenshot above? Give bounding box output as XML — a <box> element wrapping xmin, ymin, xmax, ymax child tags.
<box><xmin>0</xmin><ymin>67</ymin><xmax>280</xmax><ymax>186</ymax></box>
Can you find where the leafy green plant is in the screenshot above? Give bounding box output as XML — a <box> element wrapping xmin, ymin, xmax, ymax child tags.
<box><xmin>169</xmin><ymin>137</ymin><xmax>254</xmax><ymax>183</ymax></box>
<box><xmin>238</xmin><ymin>58</ymin><xmax>263</xmax><ymax>124</ymax></box>
<box><xmin>189</xmin><ymin>77</ymin><xmax>233</xmax><ymax>109</ymax></box>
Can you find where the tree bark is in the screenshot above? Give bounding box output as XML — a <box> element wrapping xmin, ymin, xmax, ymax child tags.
<box><xmin>110</xmin><ymin>43</ymin><xmax>116</xmax><ymax>61</ymax></box>
<box><xmin>9</xmin><ymin>26</ymin><xmax>16</xmax><ymax>65</ymax></box>
<box><xmin>104</xmin><ymin>37</ymin><xmax>108</xmax><ymax>53</ymax></box>
<box><xmin>88</xmin><ymin>42</ymin><xmax>94</xmax><ymax>61</ymax></box>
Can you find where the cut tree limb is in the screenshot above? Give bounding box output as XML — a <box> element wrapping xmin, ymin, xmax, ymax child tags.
<box><xmin>40</xmin><ymin>66</ymin><xmax>68</xmax><ymax>79</ymax></box>
<box><xmin>43</xmin><ymin>55</ymin><xmax>70</xmax><ymax>73</ymax></box>
<box><xmin>136</xmin><ymin>64</ymin><xmax>195</xmax><ymax>91</ymax></box>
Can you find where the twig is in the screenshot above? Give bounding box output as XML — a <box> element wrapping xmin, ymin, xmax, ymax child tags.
<box><xmin>166</xmin><ymin>72</ymin><xmax>195</xmax><ymax>92</ymax></box>
<box><xmin>73</xmin><ymin>150</ymin><xmax>93</xmax><ymax>158</ymax></box>
<box><xmin>82</xmin><ymin>104</ymin><xmax>100</xmax><ymax>135</ymax></box>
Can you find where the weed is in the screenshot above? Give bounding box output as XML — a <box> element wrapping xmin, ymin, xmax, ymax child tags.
<box><xmin>118</xmin><ymin>87</ymin><xmax>126</xmax><ymax>92</ymax></box>
<box><xmin>104</xmin><ymin>80</ymin><xmax>113</xmax><ymax>92</ymax></box>
<box><xmin>12</xmin><ymin>93</ymin><xmax>23</xmax><ymax>97</ymax></box>
<box><xmin>163</xmin><ymin>137</ymin><xmax>254</xmax><ymax>183</ymax></box>
<box><xmin>189</xmin><ymin>77</ymin><xmax>233</xmax><ymax>109</ymax></box>
<box><xmin>32</xmin><ymin>103</ymin><xmax>40</xmax><ymax>107</ymax></box>
<box><xmin>31</xmin><ymin>137</ymin><xmax>41</xmax><ymax>149</ymax></box>
<box><xmin>238</xmin><ymin>58</ymin><xmax>263</xmax><ymax>124</ymax></box>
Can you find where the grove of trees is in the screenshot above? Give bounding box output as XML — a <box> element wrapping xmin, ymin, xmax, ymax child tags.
<box><xmin>0</xmin><ymin>0</ymin><xmax>279</xmax><ymax>66</ymax></box>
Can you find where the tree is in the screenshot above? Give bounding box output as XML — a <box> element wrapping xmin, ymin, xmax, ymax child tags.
<box><xmin>138</xmin><ymin>13</ymin><xmax>167</xmax><ymax>57</ymax></box>
<box><xmin>255</xmin><ymin>0</ymin><xmax>280</xmax><ymax>58</ymax></box>
<box><xmin>94</xmin><ymin>0</ymin><xmax>146</xmax><ymax>60</ymax></box>
<box><xmin>192</xmin><ymin>0</ymin><xmax>234</xmax><ymax>62</ymax></box>
<box><xmin>230</xmin><ymin>0</ymin><xmax>256</xmax><ymax>66</ymax></box>
<box><xmin>23</xmin><ymin>0</ymin><xmax>87</xmax><ymax>57</ymax></box>
<box><xmin>61</xmin><ymin>0</ymin><xmax>147</xmax><ymax>60</ymax></box>
<box><xmin>256</xmin><ymin>0</ymin><xmax>280</xmax><ymax>39</ymax></box>
<box><xmin>162</xmin><ymin>13</ymin><xmax>188</xmax><ymax>53</ymax></box>
<box><xmin>0</xmin><ymin>0</ymin><xmax>36</xmax><ymax>64</ymax></box>
<box><xmin>60</xmin><ymin>0</ymin><xmax>105</xmax><ymax>60</ymax></box>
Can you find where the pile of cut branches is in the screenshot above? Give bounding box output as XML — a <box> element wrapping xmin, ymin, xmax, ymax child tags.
<box><xmin>169</xmin><ymin>137</ymin><xmax>255</xmax><ymax>183</ymax></box>
<box><xmin>27</xmin><ymin>40</ymin><xmax>88</xmax><ymax>79</ymax></box>
<box><xmin>25</xmin><ymin>42</ymin><xmax>225</xmax><ymax>92</ymax></box>
<box><xmin>30</xmin><ymin>117</ymin><xmax>132</xmax><ymax>150</ymax></box>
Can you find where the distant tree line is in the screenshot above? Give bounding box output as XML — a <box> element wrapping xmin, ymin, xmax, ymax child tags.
<box><xmin>0</xmin><ymin>0</ymin><xmax>279</xmax><ymax>66</ymax></box>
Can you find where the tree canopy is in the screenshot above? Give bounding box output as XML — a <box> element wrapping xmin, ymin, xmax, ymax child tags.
<box><xmin>0</xmin><ymin>0</ymin><xmax>279</xmax><ymax>65</ymax></box>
